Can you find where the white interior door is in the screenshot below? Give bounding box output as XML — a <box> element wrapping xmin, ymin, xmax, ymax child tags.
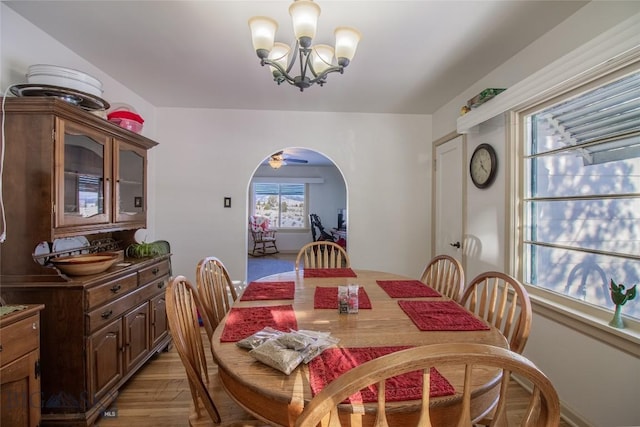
<box><xmin>434</xmin><ymin>135</ymin><xmax>464</xmax><ymax>262</ymax></box>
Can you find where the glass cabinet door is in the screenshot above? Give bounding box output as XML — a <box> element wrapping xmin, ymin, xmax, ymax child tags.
<box><xmin>55</xmin><ymin>119</ymin><xmax>111</xmax><ymax>228</ymax></box>
<box><xmin>115</xmin><ymin>140</ymin><xmax>147</xmax><ymax>225</ymax></box>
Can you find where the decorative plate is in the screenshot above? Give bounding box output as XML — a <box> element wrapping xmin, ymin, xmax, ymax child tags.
<box><xmin>33</xmin><ymin>241</ymin><xmax>52</xmax><ymax>266</ymax></box>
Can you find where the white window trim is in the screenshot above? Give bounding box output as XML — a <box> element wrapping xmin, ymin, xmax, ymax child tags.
<box><xmin>528</xmin><ymin>286</ymin><xmax>640</xmax><ymax>357</ymax></box>
<box><xmin>507</xmin><ymin>61</ymin><xmax>640</xmax><ymax>358</ymax></box>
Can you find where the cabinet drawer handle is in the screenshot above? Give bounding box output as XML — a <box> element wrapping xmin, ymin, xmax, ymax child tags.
<box><xmin>0</xmin><ymin>344</ymin><xmax>3</xmax><ymax>352</ymax></box>
<box><xmin>101</xmin><ymin>310</ymin><xmax>113</xmax><ymax>319</ymax></box>
<box><xmin>110</xmin><ymin>284</ymin><xmax>122</xmax><ymax>293</ymax></box>
<box><xmin>152</xmin><ymin>267</ymin><xmax>160</xmax><ymax>275</ymax></box>
<box><xmin>157</xmin><ymin>281</ymin><xmax>165</xmax><ymax>289</ymax></box>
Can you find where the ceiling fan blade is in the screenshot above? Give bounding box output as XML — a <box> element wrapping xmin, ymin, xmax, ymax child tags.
<box><xmin>284</xmin><ymin>158</ymin><xmax>308</xmax><ymax>164</ymax></box>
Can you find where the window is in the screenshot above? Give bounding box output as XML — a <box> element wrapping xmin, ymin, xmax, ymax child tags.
<box><xmin>252</xmin><ymin>183</ymin><xmax>307</xmax><ymax>228</ymax></box>
<box><xmin>520</xmin><ymin>68</ymin><xmax>640</xmax><ymax>321</ymax></box>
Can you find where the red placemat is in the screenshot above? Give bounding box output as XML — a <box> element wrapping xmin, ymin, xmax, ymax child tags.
<box><xmin>314</xmin><ymin>286</ymin><xmax>372</xmax><ymax>309</ymax></box>
<box><xmin>303</xmin><ymin>268</ymin><xmax>357</xmax><ymax>278</ymax></box>
<box><xmin>219</xmin><ymin>305</ymin><xmax>298</xmax><ymax>342</ymax></box>
<box><xmin>377</xmin><ymin>280</ymin><xmax>441</xmax><ymax>298</ymax></box>
<box><xmin>398</xmin><ymin>300</ymin><xmax>490</xmax><ymax>331</ymax></box>
<box><xmin>308</xmin><ymin>346</ymin><xmax>454</xmax><ymax>403</ymax></box>
<box><xmin>240</xmin><ymin>281</ymin><xmax>295</xmax><ymax>301</ymax></box>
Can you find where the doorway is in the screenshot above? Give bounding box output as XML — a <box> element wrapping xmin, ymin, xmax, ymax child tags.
<box><xmin>247</xmin><ymin>148</ymin><xmax>347</xmax><ymax>282</ymax></box>
<box><xmin>434</xmin><ymin>135</ymin><xmax>464</xmax><ymax>263</ymax></box>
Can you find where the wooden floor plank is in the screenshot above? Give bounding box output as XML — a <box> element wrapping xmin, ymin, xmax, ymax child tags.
<box><xmin>94</xmin><ymin>331</ymin><xmax>569</xmax><ymax>427</ymax></box>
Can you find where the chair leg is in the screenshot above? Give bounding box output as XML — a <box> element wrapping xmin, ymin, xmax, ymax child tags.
<box><xmin>249</xmin><ymin>236</ymin><xmax>279</xmax><ymax>257</ymax></box>
<box><xmin>250</xmin><ymin>240</ymin><xmax>263</xmax><ymax>257</ymax></box>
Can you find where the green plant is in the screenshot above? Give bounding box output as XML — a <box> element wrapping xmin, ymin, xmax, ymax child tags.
<box><xmin>126</xmin><ymin>241</ymin><xmax>162</xmax><ymax>258</ymax></box>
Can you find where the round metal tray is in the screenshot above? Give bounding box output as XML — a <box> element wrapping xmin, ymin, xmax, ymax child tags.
<box><xmin>10</xmin><ymin>83</ymin><xmax>110</xmax><ymax>111</ymax></box>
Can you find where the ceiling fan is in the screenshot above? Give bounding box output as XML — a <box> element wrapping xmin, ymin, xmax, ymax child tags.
<box><xmin>268</xmin><ymin>151</ymin><xmax>308</xmax><ymax>169</ymax></box>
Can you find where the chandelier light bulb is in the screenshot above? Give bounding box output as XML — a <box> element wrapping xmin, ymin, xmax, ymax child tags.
<box><xmin>248</xmin><ymin>16</ymin><xmax>278</xmax><ymax>58</ymax></box>
<box><xmin>334</xmin><ymin>26</ymin><xmax>361</xmax><ymax>65</ymax></box>
<box><xmin>289</xmin><ymin>0</ymin><xmax>321</xmax><ymax>48</ymax></box>
<box><xmin>311</xmin><ymin>44</ymin><xmax>334</xmax><ymax>74</ymax></box>
<box><xmin>268</xmin><ymin>42</ymin><xmax>291</xmax><ymax>76</ymax></box>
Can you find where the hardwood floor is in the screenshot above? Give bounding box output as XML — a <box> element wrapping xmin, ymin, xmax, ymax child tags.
<box><xmin>94</xmin><ymin>331</ymin><xmax>569</xmax><ymax>426</ymax></box>
<box><xmin>94</xmin><ymin>345</ymin><xmax>194</xmax><ymax>427</ymax></box>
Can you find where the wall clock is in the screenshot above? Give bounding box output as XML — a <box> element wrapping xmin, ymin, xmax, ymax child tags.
<box><xmin>469</xmin><ymin>143</ymin><xmax>498</xmax><ymax>189</ymax></box>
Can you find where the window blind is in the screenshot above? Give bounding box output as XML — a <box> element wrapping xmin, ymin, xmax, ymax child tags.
<box><xmin>536</xmin><ymin>71</ymin><xmax>640</xmax><ymax>165</ymax></box>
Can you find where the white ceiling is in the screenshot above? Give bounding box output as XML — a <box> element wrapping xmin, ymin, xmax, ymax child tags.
<box><xmin>5</xmin><ymin>0</ymin><xmax>588</xmax><ymax>116</ymax></box>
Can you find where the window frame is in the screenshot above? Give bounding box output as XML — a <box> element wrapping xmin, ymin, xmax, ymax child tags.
<box><xmin>251</xmin><ymin>182</ymin><xmax>309</xmax><ymax>230</ymax></box>
<box><xmin>511</xmin><ymin>62</ymin><xmax>640</xmax><ymax>356</ymax></box>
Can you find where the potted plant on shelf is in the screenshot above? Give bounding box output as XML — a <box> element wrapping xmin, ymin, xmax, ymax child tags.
<box><xmin>126</xmin><ymin>240</ymin><xmax>170</xmax><ymax>259</ymax></box>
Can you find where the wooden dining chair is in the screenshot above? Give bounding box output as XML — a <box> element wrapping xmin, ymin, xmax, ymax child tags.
<box><xmin>295</xmin><ymin>241</ymin><xmax>350</xmax><ymax>271</ymax></box>
<box><xmin>460</xmin><ymin>271</ymin><xmax>532</xmax><ymax>355</ymax></box>
<box><xmin>459</xmin><ymin>273</ymin><xmax>534</xmax><ymax>427</ymax></box>
<box><xmin>196</xmin><ymin>256</ymin><xmax>238</xmax><ymax>340</ymax></box>
<box><xmin>419</xmin><ymin>254</ymin><xmax>465</xmax><ymax>302</ymax></box>
<box><xmin>165</xmin><ymin>275</ymin><xmax>265</xmax><ymax>427</ymax></box>
<box><xmin>294</xmin><ymin>343</ymin><xmax>560</xmax><ymax>427</ymax></box>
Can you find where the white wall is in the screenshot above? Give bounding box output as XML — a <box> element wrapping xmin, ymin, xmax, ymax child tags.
<box><xmin>432</xmin><ymin>3</ymin><xmax>640</xmax><ymax>425</ymax></box>
<box><xmin>463</xmin><ymin>114</ymin><xmax>507</xmax><ymax>274</ymax></box>
<box><xmin>153</xmin><ymin>107</ymin><xmax>431</xmax><ymax>285</ymax></box>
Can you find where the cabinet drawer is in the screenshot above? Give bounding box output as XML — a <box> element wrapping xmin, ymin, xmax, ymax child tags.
<box><xmin>0</xmin><ymin>315</ymin><xmax>40</xmax><ymax>366</ymax></box>
<box><xmin>86</xmin><ymin>273</ymin><xmax>138</xmax><ymax>310</ymax></box>
<box><xmin>138</xmin><ymin>259</ymin><xmax>170</xmax><ymax>284</ymax></box>
<box><xmin>87</xmin><ymin>281</ymin><xmax>164</xmax><ymax>333</ymax></box>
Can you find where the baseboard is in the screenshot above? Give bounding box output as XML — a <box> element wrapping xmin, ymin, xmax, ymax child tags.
<box><xmin>512</xmin><ymin>375</ymin><xmax>591</xmax><ymax>427</ymax></box>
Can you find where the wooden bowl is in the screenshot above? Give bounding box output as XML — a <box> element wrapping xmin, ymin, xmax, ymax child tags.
<box><xmin>51</xmin><ymin>252</ymin><xmax>119</xmax><ymax>276</ymax></box>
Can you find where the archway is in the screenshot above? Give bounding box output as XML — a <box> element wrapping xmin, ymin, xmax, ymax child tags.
<box><xmin>246</xmin><ymin>147</ymin><xmax>347</xmax><ymax>283</ymax></box>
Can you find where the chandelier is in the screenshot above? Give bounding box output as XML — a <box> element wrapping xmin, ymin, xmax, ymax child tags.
<box><xmin>248</xmin><ymin>0</ymin><xmax>361</xmax><ymax>92</ymax></box>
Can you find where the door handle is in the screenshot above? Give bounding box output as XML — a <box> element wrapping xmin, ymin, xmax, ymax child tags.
<box><xmin>450</xmin><ymin>241</ymin><xmax>461</xmax><ymax>249</ymax></box>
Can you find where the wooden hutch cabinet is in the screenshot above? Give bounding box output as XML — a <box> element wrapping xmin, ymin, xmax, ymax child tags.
<box><xmin>0</xmin><ymin>98</ymin><xmax>172</xmax><ymax>426</ymax></box>
<box><xmin>0</xmin><ymin>304</ymin><xmax>44</xmax><ymax>427</ymax></box>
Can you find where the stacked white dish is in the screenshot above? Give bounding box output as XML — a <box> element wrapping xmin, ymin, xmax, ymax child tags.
<box><xmin>26</xmin><ymin>64</ymin><xmax>103</xmax><ymax>97</ymax></box>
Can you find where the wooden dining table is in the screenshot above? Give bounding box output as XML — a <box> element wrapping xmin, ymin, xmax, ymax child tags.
<box><xmin>210</xmin><ymin>269</ymin><xmax>509</xmax><ymax>427</ymax></box>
